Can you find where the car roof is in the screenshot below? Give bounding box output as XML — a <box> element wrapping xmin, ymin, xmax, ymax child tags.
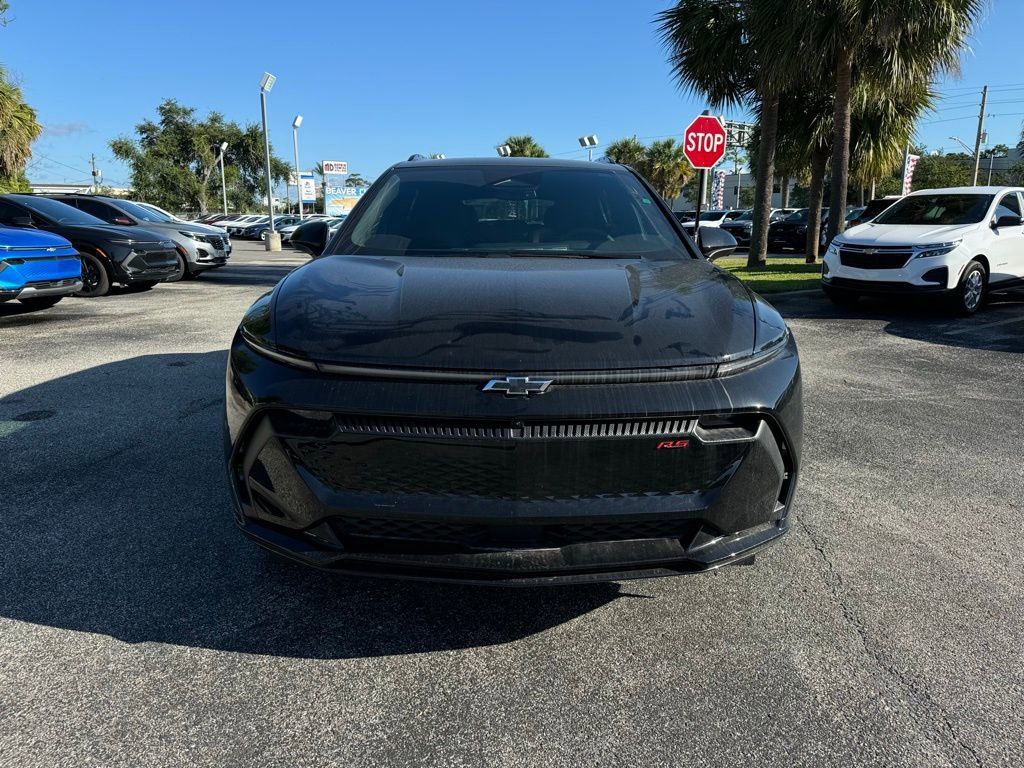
<box><xmin>909</xmin><ymin>186</ymin><xmax>1024</xmax><ymax>195</ymax></box>
<box><xmin>390</xmin><ymin>156</ymin><xmax>630</xmax><ymax>172</ymax></box>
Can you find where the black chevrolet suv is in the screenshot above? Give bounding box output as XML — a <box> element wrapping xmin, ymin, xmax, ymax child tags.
<box><xmin>0</xmin><ymin>194</ymin><xmax>178</xmax><ymax>297</ymax></box>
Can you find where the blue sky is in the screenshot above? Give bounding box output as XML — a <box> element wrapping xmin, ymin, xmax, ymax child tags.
<box><xmin>3</xmin><ymin>0</ymin><xmax>1021</xmax><ymax>188</ymax></box>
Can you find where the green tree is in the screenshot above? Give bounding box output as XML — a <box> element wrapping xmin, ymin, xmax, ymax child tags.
<box><xmin>344</xmin><ymin>172</ymin><xmax>371</xmax><ymax>188</ymax></box>
<box><xmin>0</xmin><ymin>66</ymin><xmax>41</xmax><ymax>192</ymax></box>
<box><xmin>110</xmin><ymin>99</ymin><xmax>290</xmax><ymax>214</ymax></box>
<box><xmin>781</xmin><ymin>0</ymin><xmax>985</xmax><ymax>243</ymax></box>
<box><xmin>658</xmin><ymin>0</ymin><xmax>797</xmax><ymax>267</ymax></box>
<box><xmin>981</xmin><ymin>143</ymin><xmax>1010</xmax><ymax>159</ymax></box>
<box><xmin>605</xmin><ymin>136</ymin><xmax>693</xmax><ymax>201</ymax></box>
<box><xmin>911</xmin><ymin>151</ymin><xmax>972</xmax><ymax>190</ymax></box>
<box><xmin>502</xmin><ymin>135</ymin><xmax>548</xmax><ymax>158</ymax></box>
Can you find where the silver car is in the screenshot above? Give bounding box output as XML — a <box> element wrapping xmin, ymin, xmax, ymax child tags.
<box><xmin>51</xmin><ymin>195</ymin><xmax>231</xmax><ymax>280</ymax></box>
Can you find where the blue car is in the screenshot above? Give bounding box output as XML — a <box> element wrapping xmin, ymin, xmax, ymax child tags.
<box><xmin>0</xmin><ymin>226</ymin><xmax>82</xmax><ymax>310</ymax></box>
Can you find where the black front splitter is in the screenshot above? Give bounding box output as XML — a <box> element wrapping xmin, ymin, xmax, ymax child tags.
<box><xmin>238</xmin><ymin>515</ymin><xmax>788</xmax><ymax>586</ymax></box>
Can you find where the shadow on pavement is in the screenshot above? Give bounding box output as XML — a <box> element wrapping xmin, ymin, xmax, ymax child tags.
<box><xmin>772</xmin><ymin>288</ymin><xmax>1024</xmax><ymax>354</ymax></box>
<box><xmin>0</xmin><ymin>352</ymin><xmax>621</xmax><ymax>659</ymax></box>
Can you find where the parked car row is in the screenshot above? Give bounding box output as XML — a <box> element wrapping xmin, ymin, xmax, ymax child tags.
<box><xmin>0</xmin><ymin>193</ymin><xmax>233</xmax><ymax>310</ymax></box>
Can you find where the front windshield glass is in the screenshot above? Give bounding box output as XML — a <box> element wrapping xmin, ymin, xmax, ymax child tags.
<box><xmin>18</xmin><ymin>196</ymin><xmax>106</xmax><ymax>226</ymax></box>
<box><xmin>873</xmin><ymin>194</ymin><xmax>994</xmax><ymax>225</ymax></box>
<box><xmin>734</xmin><ymin>210</ymin><xmax>754</xmax><ymax>221</ymax></box>
<box><xmin>785</xmin><ymin>209</ymin><xmax>810</xmax><ymax>223</ymax></box>
<box><xmin>116</xmin><ymin>200</ymin><xmax>173</xmax><ymax>223</ymax></box>
<box><xmin>336</xmin><ymin>166</ymin><xmax>692</xmax><ymax>259</ymax></box>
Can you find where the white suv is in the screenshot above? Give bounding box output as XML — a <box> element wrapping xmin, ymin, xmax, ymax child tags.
<box><xmin>822</xmin><ymin>186</ymin><xmax>1024</xmax><ymax>314</ymax></box>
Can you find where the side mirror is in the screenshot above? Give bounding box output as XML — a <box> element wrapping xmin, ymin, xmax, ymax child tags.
<box><xmin>290</xmin><ymin>220</ymin><xmax>330</xmax><ymax>257</ymax></box>
<box><xmin>697</xmin><ymin>226</ymin><xmax>737</xmax><ymax>261</ymax></box>
<box><xmin>112</xmin><ymin>216</ymin><xmax>133</xmax><ymax>226</ymax></box>
<box><xmin>993</xmin><ymin>214</ymin><xmax>1022</xmax><ymax>229</ymax></box>
<box><xmin>10</xmin><ymin>215</ymin><xmax>34</xmax><ymax>228</ymax></box>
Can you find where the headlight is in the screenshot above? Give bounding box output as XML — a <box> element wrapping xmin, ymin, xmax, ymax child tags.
<box><xmin>178</xmin><ymin>230</ymin><xmax>206</xmax><ymax>240</ymax></box>
<box><xmin>913</xmin><ymin>241</ymin><xmax>961</xmax><ymax>259</ymax></box>
<box><xmin>826</xmin><ymin>241</ymin><xmax>840</xmax><ymax>257</ymax></box>
<box><xmin>796</xmin><ymin>225</ymin><xmax>807</xmax><ymax>234</ymax></box>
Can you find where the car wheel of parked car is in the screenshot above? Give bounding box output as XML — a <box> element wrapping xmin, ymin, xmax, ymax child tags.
<box><xmin>822</xmin><ymin>286</ymin><xmax>860</xmax><ymax>307</ymax></box>
<box><xmin>952</xmin><ymin>260</ymin><xmax>987</xmax><ymax>316</ymax></box>
<box><xmin>18</xmin><ymin>296</ymin><xmax>63</xmax><ymax>310</ymax></box>
<box><xmin>75</xmin><ymin>251</ymin><xmax>110</xmax><ymax>298</ymax></box>
<box><xmin>164</xmin><ymin>252</ymin><xmax>187</xmax><ymax>283</ymax></box>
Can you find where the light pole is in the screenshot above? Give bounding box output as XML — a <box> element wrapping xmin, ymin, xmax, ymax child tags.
<box><xmin>259</xmin><ymin>72</ymin><xmax>281</xmax><ymax>251</ymax></box>
<box><xmin>217</xmin><ymin>141</ymin><xmax>229</xmax><ymax>216</ymax></box>
<box><xmin>578</xmin><ymin>134</ymin><xmax>599</xmax><ymax>161</ymax></box>
<box><xmin>292</xmin><ymin>115</ymin><xmax>303</xmax><ymax>220</ymax></box>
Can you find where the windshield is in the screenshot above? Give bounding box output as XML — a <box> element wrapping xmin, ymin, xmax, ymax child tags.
<box><xmin>734</xmin><ymin>210</ymin><xmax>754</xmax><ymax>221</ymax></box>
<box><xmin>17</xmin><ymin>196</ymin><xmax>106</xmax><ymax>226</ymax></box>
<box><xmin>336</xmin><ymin>166</ymin><xmax>692</xmax><ymax>259</ymax></box>
<box><xmin>116</xmin><ymin>200</ymin><xmax>174</xmax><ymax>223</ymax></box>
<box><xmin>874</xmin><ymin>194</ymin><xmax>994</xmax><ymax>225</ymax></box>
<box><xmin>784</xmin><ymin>209</ymin><xmax>810</xmax><ymax>223</ymax></box>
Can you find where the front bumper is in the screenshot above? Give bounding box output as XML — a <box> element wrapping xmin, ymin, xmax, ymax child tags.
<box><xmin>110</xmin><ymin>246</ymin><xmax>179</xmax><ymax>283</ymax></box>
<box><xmin>224</xmin><ymin>333</ymin><xmax>803</xmax><ymax>584</ymax></box>
<box><xmin>0</xmin><ymin>277</ymin><xmax>82</xmax><ymax>301</ymax></box>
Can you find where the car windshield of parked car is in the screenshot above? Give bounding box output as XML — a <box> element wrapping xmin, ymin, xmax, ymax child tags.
<box><xmin>337</xmin><ymin>166</ymin><xmax>692</xmax><ymax>259</ymax></box>
<box><xmin>734</xmin><ymin>210</ymin><xmax>754</xmax><ymax>221</ymax></box>
<box><xmin>873</xmin><ymin>194</ymin><xmax>994</xmax><ymax>225</ymax></box>
<box><xmin>17</xmin><ymin>196</ymin><xmax>107</xmax><ymax>226</ymax></box>
<box><xmin>116</xmin><ymin>200</ymin><xmax>173</xmax><ymax>223</ymax></box>
<box><xmin>784</xmin><ymin>209</ymin><xmax>810</xmax><ymax>223</ymax></box>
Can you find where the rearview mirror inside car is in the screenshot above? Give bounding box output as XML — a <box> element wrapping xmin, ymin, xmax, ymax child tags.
<box><xmin>291</xmin><ymin>220</ymin><xmax>330</xmax><ymax>257</ymax></box>
<box><xmin>697</xmin><ymin>226</ymin><xmax>737</xmax><ymax>261</ymax></box>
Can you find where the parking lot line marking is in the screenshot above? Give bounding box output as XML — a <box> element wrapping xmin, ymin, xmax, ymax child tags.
<box><xmin>943</xmin><ymin>316</ymin><xmax>1024</xmax><ymax>336</ymax></box>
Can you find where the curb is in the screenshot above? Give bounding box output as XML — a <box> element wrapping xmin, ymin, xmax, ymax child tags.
<box><xmin>757</xmin><ymin>288</ymin><xmax>822</xmax><ymax>298</ymax></box>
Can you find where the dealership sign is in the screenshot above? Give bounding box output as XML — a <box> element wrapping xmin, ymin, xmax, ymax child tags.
<box><xmin>322</xmin><ymin>160</ymin><xmax>348</xmax><ymax>175</ymax></box>
<box><xmin>325</xmin><ymin>184</ymin><xmax>366</xmax><ymax>216</ymax></box>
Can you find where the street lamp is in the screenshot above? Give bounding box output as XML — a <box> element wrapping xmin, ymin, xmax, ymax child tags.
<box><xmin>259</xmin><ymin>72</ymin><xmax>280</xmax><ymax>251</ymax></box>
<box><xmin>948</xmin><ymin>136</ymin><xmax>976</xmax><ymax>157</ymax></box>
<box><xmin>496</xmin><ymin>144</ymin><xmax>512</xmax><ymax>157</ymax></box>
<box><xmin>292</xmin><ymin>115</ymin><xmax>303</xmax><ymax>221</ymax></box>
<box><xmin>216</xmin><ymin>141</ymin><xmax>229</xmax><ymax>216</ymax></box>
<box><xmin>578</xmin><ymin>134</ymin><xmax>599</xmax><ymax>161</ymax></box>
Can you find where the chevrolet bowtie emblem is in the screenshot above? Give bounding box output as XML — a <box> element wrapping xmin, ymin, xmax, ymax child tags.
<box><xmin>483</xmin><ymin>376</ymin><xmax>554</xmax><ymax>397</ymax></box>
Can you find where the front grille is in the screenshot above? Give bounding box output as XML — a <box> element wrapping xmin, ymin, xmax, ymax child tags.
<box><xmin>263</xmin><ymin>413</ymin><xmax>750</xmax><ymax>501</ymax></box>
<box><xmin>26</xmin><ymin>278</ymin><xmax>79</xmax><ymax>289</ymax></box>
<box><xmin>839</xmin><ymin>246</ymin><xmax>912</xmax><ymax>270</ymax></box>
<box><xmin>320</xmin><ymin>414</ymin><xmax>696</xmax><ymax>441</ymax></box>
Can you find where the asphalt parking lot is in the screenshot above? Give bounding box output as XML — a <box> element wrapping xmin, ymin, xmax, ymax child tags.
<box><xmin>2</xmin><ymin>241</ymin><xmax>1022</xmax><ymax>767</ymax></box>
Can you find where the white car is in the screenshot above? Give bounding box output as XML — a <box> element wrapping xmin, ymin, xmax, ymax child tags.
<box><xmin>822</xmin><ymin>186</ymin><xmax>1024</xmax><ymax>315</ymax></box>
<box><xmin>676</xmin><ymin>209</ymin><xmax>735</xmax><ymax>230</ymax></box>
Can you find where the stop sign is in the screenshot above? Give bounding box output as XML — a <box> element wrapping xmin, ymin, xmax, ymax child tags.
<box><xmin>683</xmin><ymin>114</ymin><xmax>727</xmax><ymax>169</ymax></box>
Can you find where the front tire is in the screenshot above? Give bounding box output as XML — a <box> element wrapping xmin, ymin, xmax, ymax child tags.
<box><xmin>164</xmin><ymin>252</ymin><xmax>188</xmax><ymax>283</ymax></box>
<box><xmin>75</xmin><ymin>251</ymin><xmax>111</xmax><ymax>298</ymax></box>
<box><xmin>18</xmin><ymin>296</ymin><xmax>63</xmax><ymax>310</ymax></box>
<box><xmin>951</xmin><ymin>260</ymin><xmax>987</xmax><ymax>316</ymax></box>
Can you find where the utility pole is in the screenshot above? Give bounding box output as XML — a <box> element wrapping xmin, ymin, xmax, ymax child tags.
<box><xmin>972</xmin><ymin>85</ymin><xmax>988</xmax><ymax>186</ymax></box>
<box><xmin>90</xmin><ymin>154</ymin><xmax>98</xmax><ymax>194</ymax></box>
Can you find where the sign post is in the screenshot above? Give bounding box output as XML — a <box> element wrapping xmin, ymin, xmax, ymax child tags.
<box><xmin>683</xmin><ymin>112</ymin><xmax>727</xmax><ymax>247</ymax></box>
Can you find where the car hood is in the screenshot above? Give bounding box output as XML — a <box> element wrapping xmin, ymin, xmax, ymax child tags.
<box><xmin>146</xmin><ymin>221</ymin><xmax>226</xmax><ymax>236</ymax></box>
<box><xmin>268</xmin><ymin>255</ymin><xmax>764</xmax><ymax>371</ymax></box>
<box><xmin>0</xmin><ymin>226</ymin><xmax>72</xmax><ymax>249</ymax></box>
<box><xmin>58</xmin><ymin>223</ymin><xmax>171</xmax><ymax>244</ymax></box>
<box><xmin>839</xmin><ymin>222</ymin><xmax>977</xmax><ymax>245</ymax></box>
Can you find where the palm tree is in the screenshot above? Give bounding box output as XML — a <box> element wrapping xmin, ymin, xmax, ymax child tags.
<box><xmin>0</xmin><ymin>66</ymin><xmax>42</xmax><ymax>191</ymax></box>
<box><xmin>658</xmin><ymin>1</ymin><xmax>798</xmax><ymax>267</ymax></box>
<box><xmin>644</xmin><ymin>138</ymin><xmax>693</xmax><ymax>201</ymax></box>
<box><xmin>503</xmin><ymin>135</ymin><xmax>548</xmax><ymax>158</ymax></box>
<box><xmin>604</xmin><ymin>137</ymin><xmax>647</xmax><ymax>168</ymax></box>
<box><xmin>605</xmin><ymin>137</ymin><xmax>693</xmax><ymax>201</ymax></box>
<box><xmin>782</xmin><ymin>0</ymin><xmax>985</xmax><ymax>242</ymax></box>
